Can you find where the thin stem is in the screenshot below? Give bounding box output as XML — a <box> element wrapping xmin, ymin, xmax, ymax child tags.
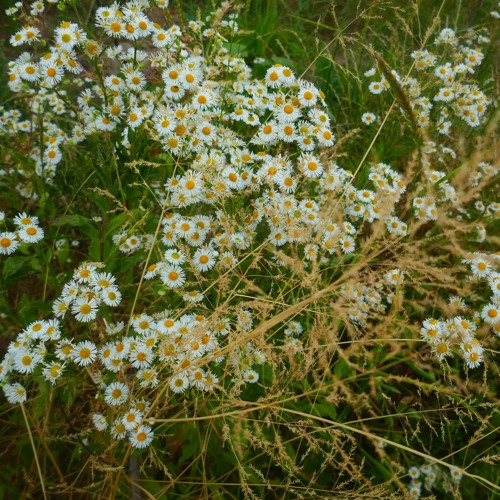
<box><xmin>21</xmin><ymin>403</ymin><xmax>48</xmax><ymax>500</ymax></box>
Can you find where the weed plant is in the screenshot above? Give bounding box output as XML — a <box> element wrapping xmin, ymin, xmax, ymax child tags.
<box><xmin>0</xmin><ymin>0</ymin><xmax>498</xmax><ymax>498</ymax></box>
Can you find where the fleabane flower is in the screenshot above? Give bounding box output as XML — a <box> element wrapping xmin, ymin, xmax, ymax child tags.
<box><xmin>129</xmin><ymin>425</ymin><xmax>154</xmax><ymax>448</ymax></box>
<box><xmin>71</xmin><ymin>297</ymin><xmax>99</xmax><ymax>322</ymax></box>
<box><xmin>160</xmin><ymin>264</ymin><xmax>186</xmax><ymax>288</ymax></box>
<box><xmin>17</xmin><ymin>224</ymin><xmax>44</xmax><ymax>243</ymax></box>
<box><xmin>170</xmin><ymin>373</ymin><xmax>190</xmax><ymax>393</ymax></box>
<box><xmin>361</xmin><ymin>112</ymin><xmax>377</xmax><ymax>125</ymax></box>
<box><xmin>192</xmin><ymin>247</ymin><xmax>217</xmax><ymax>271</ymax></box>
<box><xmin>42</xmin><ymin>362</ymin><xmax>65</xmax><ymax>384</ymax></box>
<box><xmin>0</xmin><ymin>232</ymin><xmax>19</xmax><ymax>255</ymax></box>
<box><xmin>14</xmin><ymin>349</ymin><xmax>42</xmax><ymax>374</ymax></box>
<box><xmin>3</xmin><ymin>383</ymin><xmax>27</xmax><ymax>404</ymax></box>
<box><xmin>243</xmin><ymin>369</ymin><xmax>259</xmax><ymax>383</ymax></box>
<box><xmin>481</xmin><ymin>303</ymin><xmax>500</xmax><ymax>325</ymax></box>
<box><xmin>73</xmin><ymin>341</ymin><xmax>97</xmax><ymax>366</ymax></box>
<box><xmin>92</xmin><ymin>413</ymin><xmax>108</xmax><ymax>431</ymax></box>
<box><xmin>299</xmin><ymin>154</ymin><xmax>324</xmax><ymax>178</ymax></box>
<box><xmin>122</xmin><ymin>408</ymin><xmax>143</xmax><ymax>431</ymax></box>
<box><xmin>104</xmin><ymin>382</ymin><xmax>129</xmax><ymax>406</ymax></box>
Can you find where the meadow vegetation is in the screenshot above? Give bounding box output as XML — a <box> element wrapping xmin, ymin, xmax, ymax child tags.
<box><xmin>0</xmin><ymin>0</ymin><xmax>498</xmax><ymax>498</ymax></box>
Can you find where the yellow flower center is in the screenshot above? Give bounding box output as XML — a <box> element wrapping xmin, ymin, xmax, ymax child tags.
<box><xmin>80</xmin><ymin>348</ymin><xmax>91</xmax><ymax>359</ymax></box>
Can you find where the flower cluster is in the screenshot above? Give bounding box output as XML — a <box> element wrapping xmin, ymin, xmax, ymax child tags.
<box><xmin>365</xmin><ymin>28</ymin><xmax>491</xmax><ymax>133</ymax></box>
<box><xmin>52</xmin><ymin>263</ymin><xmax>122</xmax><ymax>320</ymax></box>
<box><xmin>420</xmin><ymin>253</ymin><xmax>500</xmax><ymax>369</ymax></box>
<box><xmin>0</xmin><ymin>1</ymin><xmax>497</xmax><ymax>465</ymax></box>
<box><xmin>1</xmin><ymin>264</ymin><xmax>121</xmax><ymax>385</ymax></box>
<box><xmin>406</xmin><ymin>462</ymin><xmax>464</xmax><ymax>498</ymax></box>
<box><xmin>0</xmin><ymin>211</ymin><xmax>44</xmax><ymax>255</ymax></box>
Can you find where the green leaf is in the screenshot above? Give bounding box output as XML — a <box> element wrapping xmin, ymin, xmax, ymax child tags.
<box><xmin>3</xmin><ymin>256</ymin><xmax>32</xmax><ymax>281</ymax></box>
<box><xmin>52</xmin><ymin>214</ymin><xmax>95</xmax><ymax>228</ymax></box>
<box><xmin>52</xmin><ymin>214</ymin><xmax>101</xmax><ymax>260</ymax></box>
<box><xmin>223</xmin><ymin>42</ymin><xmax>248</xmax><ymax>57</ymax></box>
<box><xmin>83</xmin><ymin>189</ymin><xmax>109</xmax><ymax>214</ymax></box>
<box><xmin>310</xmin><ymin>401</ymin><xmax>337</xmax><ymax>420</ymax></box>
<box><xmin>178</xmin><ymin>428</ymin><xmax>200</xmax><ymax>465</ymax></box>
<box><xmin>103</xmin><ymin>212</ymin><xmax>134</xmax><ymax>241</ymax></box>
<box><xmin>404</xmin><ymin>360</ymin><xmax>435</xmax><ymax>381</ymax></box>
<box><xmin>17</xmin><ymin>293</ymin><xmax>32</xmax><ymax>324</ymax></box>
<box><xmin>334</xmin><ymin>358</ymin><xmax>355</xmax><ymax>378</ymax></box>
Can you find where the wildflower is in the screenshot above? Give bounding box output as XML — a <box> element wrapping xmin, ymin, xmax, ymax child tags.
<box><xmin>408</xmin><ymin>466</ymin><xmax>420</xmax><ymax>480</ymax></box>
<box><xmin>13</xmin><ymin>213</ymin><xmax>39</xmax><ymax>227</ymax></box>
<box><xmin>74</xmin><ymin>264</ymin><xmax>97</xmax><ymax>283</ymax></box>
<box><xmin>160</xmin><ymin>265</ymin><xmax>186</xmax><ymax>288</ymax></box>
<box><xmin>73</xmin><ymin>341</ymin><xmax>97</xmax><ymax>366</ymax></box>
<box><xmin>55</xmin><ymin>340</ymin><xmax>75</xmax><ymax>361</ymax></box>
<box><xmin>369</xmin><ymin>81</ymin><xmax>384</xmax><ymax>94</ymax></box>
<box><xmin>315</xmin><ymin>127</ymin><xmax>335</xmax><ymax>146</ymax></box>
<box><xmin>42</xmin><ymin>362</ymin><xmax>65</xmax><ymax>384</ymax></box>
<box><xmin>299</xmin><ymin>154</ymin><xmax>324</xmax><ymax>178</ymax></box>
<box><xmin>385</xmin><ymin>268</ymin><xmax>403</xmax><ymax>285</ymax></box>
<box><xmin>449</xmin><ymin>466</ymin><xmax>463</xmax><ymax>482</ymax></box>
<box><xmin>275</xmin><ymin>99</ymin><xmax>301</xmax><ymax>122</ymax></box>
<box><xmin>129</xmin><ymin>344</ymin><xmax>153</xmax><ymax>369</ymax></box>
<box><xmin>481</xmin><ymin>303</ymin><xmax>500</xmax><ymax>324</ymax></box>
<box><xmin>102</xmin><ymin>287</ymin><xmax>122</xmax><ymax>306</ymax></box>
<box><xmin>488</xmin><ymin>273</ymin><xmax>500</xmax><ymax>296</ymax></box>
<box><xmin>469</xmin><ymin>257</ymin><xmax>490</xmax><ymax>278</ymax></box>
<box><xmin>386</xmin><ymin>216</ymin><xmax>408</xmax><ymax>236</ymax></box>
<box><xmin>193</xmin><ymin>247</ymin><xmax>217</xmax><ymax>271</ymax></box>
<box><xmin>0</xmin><ymin>232</ymin><xmax>19</xmax><ymax>255</ymax></box>
<box><xmin>285</xmin><ymin>337</ymin><xmax>304</xmax><ymax>353</ymax></box>
<box><xmin>265</xmin><ymin>66</ymin><xmax>284</xmax><ymax>88</ymax></box>
<box><xmin>183</xmin><ymin>290</ymin><xmax>204</xmax><ymax>302</ymax></box>
<box><xmin>243</xmin><ymin>369</ymin><xmax>259</xmax><ymax>383</ymax></box>
<box><xmin>17</xmin><ymin>224</ymin><xmax>44</xmax><ymax>243</ymax></box>
<box><xmin>122</xmin><ymin>409</ymin><xmax>143</xmax><ymax>431</ymax></box>
<box><xmin>170</xmin><ymin>373</ymin><xmax>190</xmax><ymax>393</ymax></box>
<box><xmin>437</xmin><ymin>120</ymin><xmax>451</xmax><ymax>134</ymax></box>
<box><xmin>284</xmin><ymin>321</ymin><xmax>303</xmax><ymax>336</ymax></box>
<box><xmin>14</xmin><ymin>349</ymin><xmax>41</xmax><ymax>374</ymax></box>
<box><xmin>432</xmin><ymin>338</ymin><xmax>452</xmax><ymax>361</ymax></box>
<box><xmin>297</xmin><ymin>83</ymin><xmax>318</xmax><ymax>106</ymax></box>
<box><xmin>104</xmin><ymin>382</ymin><xmax>129</xmax><ymax>406</ymax></box>
<box><xmin>129</xmin><ymin>425</ymin><xmax>154</xmax><ymax>448</ymax></box>
<box><xmin>71</xmin><ymin>297</ymin><xmax>98</xmax><ymax>322</ymax></box>
<box><xmin>361</xmin><ymin>112</ymin><xmax>377</xmax><ymax>124</ymax></box>
<box><xmin>408</xmin><ymin>482</ymin><xmax>421</xmax><ymax>498</ymax></box>
<box><xmin>92</xmin><ymin>413</ymin><xmax>108</xmax><ymax>431</ymax></box>
<box><xmin>53</xmin><ymin>297</ymin><xmax>71</xmax><ymax>318</ymax></box>
<box><xmin>44</xmin><ymin>320</ymin><xmax>61</xmax><ymax>342</ymax></box>
<box><xmin>137</xmin><ymin>368</ymin><xmax>159</xmax><ymax>388</ymax></box>
<box><xmin>3</xmin><ymin>383</ymin><xmax>27</xmax><ymax>404</ymax></box>
<box><xmin>434</xmin><ymin>87</ymin><xmax>455</xmax><ymax>102</ymax></box>
<box><xmin>110</xmin><ymin>420</ymin><xmax>128</xmax><ymax>440</ymax></box>
<box><xmin>463</xmin><ymin>349</ymin><xmax>483</xmax><ymax>369</ymax></box>
<box><xmin>340</xmin><ymin>236</ymin><xmax>355</xmax><ymax>254</ymax></box>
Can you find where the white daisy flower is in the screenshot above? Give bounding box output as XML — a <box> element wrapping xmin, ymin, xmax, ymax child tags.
<box><xmin>0</xmin><ymin>232</ymin><xmax>19</xmax><ymax>255</ymax></box>
<box><xmin>243</xmin><ymin>369</ymin><xmax>259</xmax><ymax>383</ymax></box>
<box><xmin>104</xmin><ymin>381</ymin><xmax>129</xmax><ymax>406</ymax></box>
<box><xmin>160</xmin><ymin>265</ymin><xmax>186</xmax><ymax>288</ymax></box>
<box><xmin>170</xmin><ymin>373</ymin><xmax>190</xmax><ymax>393</ymax></box>
<box><xmin>92</xmin><ymin>413</ymin><xmax>108</xmax><ymax>431</ymax></box>
<box><xmin>3</xmin><ymin>382</ymin><xmax>27</xmax><ymax>404</ymax></box>
<box><xmin>129</xmin><ymin>425</ymin><xmax>154</xmax><ymax>448</ymax></box>
<box><xmin>73</xmin><ymin>341</ymin><xmax>97</xmax><ymax>366</ymax></box>
<box><xmin>71</xmin><ymin>297</ymin><xmax>99</xmax><ymax>322</ymax></box>
<box><xmin>122</xmin><ymin>408</ymin><xmax>143</xmax><ymax>431</ymax></box>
